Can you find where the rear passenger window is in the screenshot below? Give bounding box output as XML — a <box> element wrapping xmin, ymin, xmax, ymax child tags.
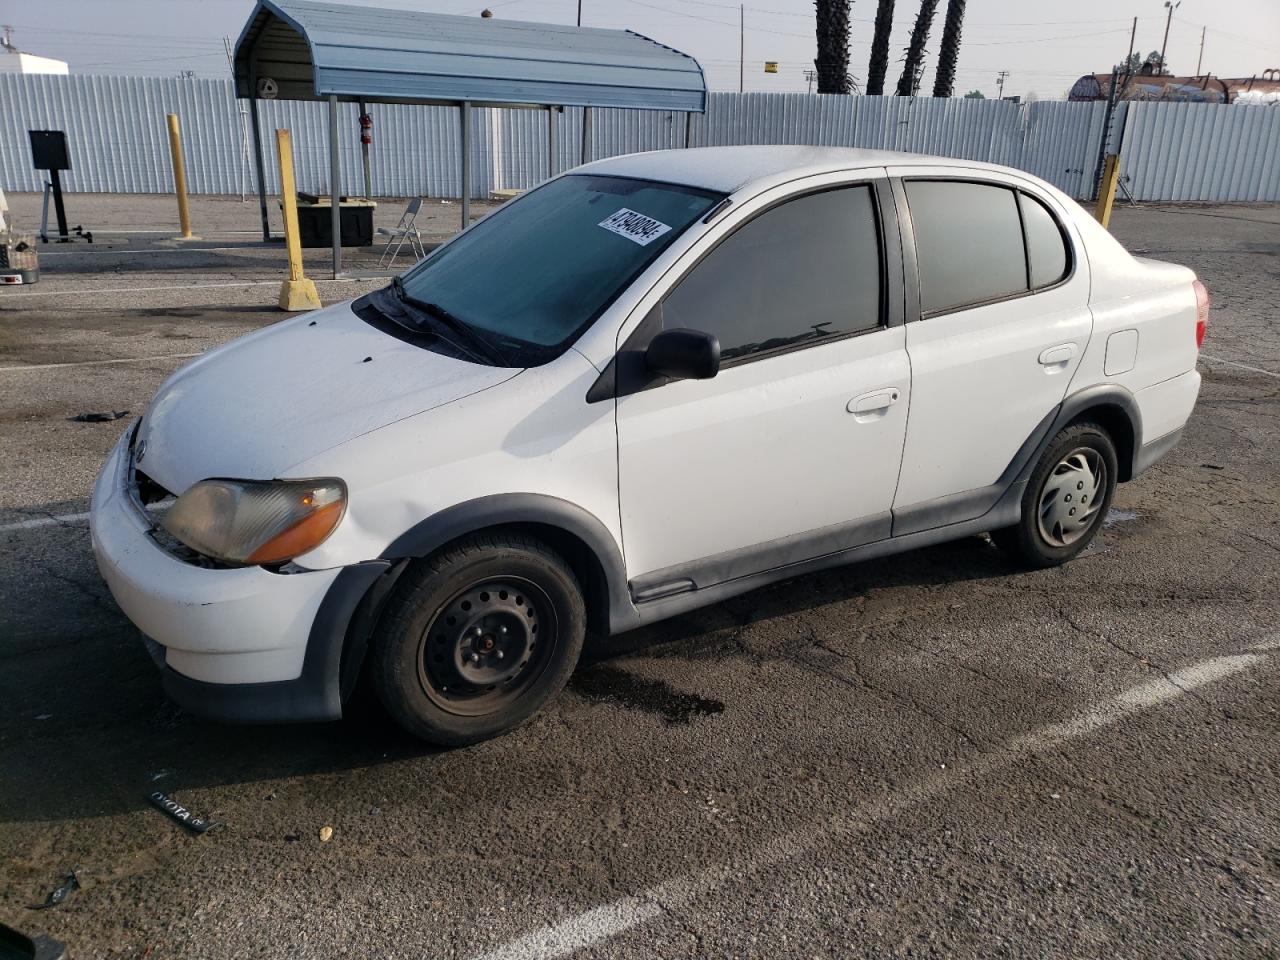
<box><xmin>1019</xmin><ymin>192</ymin><xmax>1070</xmax><ymax>288</ymax></box>
<box><xmin>905</xmin><ymin>180</ymin><xmax>1026</xmax><ymax>315</ymax></box>
<box><xmin>661</xmin><ymin>186</ymin><xmax>882</xmax><ymax>363</ymax></box>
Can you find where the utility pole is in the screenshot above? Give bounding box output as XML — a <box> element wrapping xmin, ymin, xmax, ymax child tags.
<box><xmin>576</xmin><ymin>0</ymin><xmax>582</xmax><ymax>26</ymax></box>
<box><xmin>1112</xmin><ymin>16</ymin><xmax>1137</xmax><ymax>101</ymax></box>
<box><xmin>1160</xmin><ymin>1</ymin><xmax>1180</xmax><ymax>74</ymax></box>
<box><xmin>996</xmin><ymin>69</ymin><xmax>1009</xmax><ymax>100</ymax></box>
<box><xmin>223</xmin><ymin>35</ymin><xmax>252</xmax><ymax>201</ymax></box>
<box><xmin>739</xmin><ymin>5</ymin><xmax>745</xmax><ymax>94</ymax></box>
<box><xmin>1195</xmin><ymin>25</ymin><xmax>1205</xmax><ymax>75</ymax></box>
<box><xmin>804</xmin><ymin>68</ymin><xmax>817</xmax><ymax>94</ymax></box>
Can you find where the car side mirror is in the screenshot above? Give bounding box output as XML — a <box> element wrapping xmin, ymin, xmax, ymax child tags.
<box><xmin>644</xmin><ymin>328</ymin><xmax>721</xmax><ymax>381</ymax></box>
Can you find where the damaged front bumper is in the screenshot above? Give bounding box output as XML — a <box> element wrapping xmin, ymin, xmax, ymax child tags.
<box><xmin>89</xmin><ymin>423</ymin><xmax>387</xmax><ymax>723</ymax></box>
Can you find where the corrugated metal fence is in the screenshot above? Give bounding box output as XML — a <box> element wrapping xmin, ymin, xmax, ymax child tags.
<box><xmin>3</xmin><ymin>75</ymin><xmax>1279</xmax><ymax>202</ymax></box>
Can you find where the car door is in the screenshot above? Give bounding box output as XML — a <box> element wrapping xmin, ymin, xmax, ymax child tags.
<box><xmin>611</xmin><ymin>178</ymin><xmax>911</xmax><ymax>597</ymax></box>
<box><xmin>888</xmin><ymin>171</ymin><xmax>1093</xmax><ymax>533</ymax></box>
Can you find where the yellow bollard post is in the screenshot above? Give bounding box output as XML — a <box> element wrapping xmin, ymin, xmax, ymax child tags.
<box><xmin>165</xmin><ymin>114</ymin><xmax>198</xmax><ymax>240</ymax></box>
<box><xmin>275</xmin><ymin>128</ymin><xmax>321</xmax><ymax>311</ymax></box>
<box><xmin>1094</xmin><ymin>153</ymin><xmax>1122</xmax><ymax>230</ymax></box>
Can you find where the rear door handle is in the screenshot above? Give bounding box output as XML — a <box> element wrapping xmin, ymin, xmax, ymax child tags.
<box><xmin>847</xmin><ymin>388</ymin><xmax>901</xmax><ymax>421</ymax></box>
<box><xmin>1038</xmin><ymin>343</ymin><xmax>1077</xmax><ymax>371</ymax></box>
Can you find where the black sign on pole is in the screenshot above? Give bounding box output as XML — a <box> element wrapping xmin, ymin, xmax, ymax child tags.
<box><xmin>29</xmin><ymin>130</ymin><xmax>72</xmax><ymax>242</ymax></box>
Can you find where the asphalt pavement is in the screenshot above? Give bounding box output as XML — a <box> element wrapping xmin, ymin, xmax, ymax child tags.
<box><xmin>0</xmin><ymin>198</ymin><xmax>1277</xmax><ymax>959</ymax></box>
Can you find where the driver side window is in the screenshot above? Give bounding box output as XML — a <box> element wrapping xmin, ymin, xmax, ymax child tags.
<box><xmin>660</xmin><ymin>184</ymin><xmax>884</xmax><ymax>364</ymax></box>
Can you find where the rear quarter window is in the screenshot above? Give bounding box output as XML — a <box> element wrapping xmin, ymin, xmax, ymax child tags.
<box><xmin>1019</xmin><ymin>191</ymin><xmax>1071</xmax><ymax>289</ymax></box>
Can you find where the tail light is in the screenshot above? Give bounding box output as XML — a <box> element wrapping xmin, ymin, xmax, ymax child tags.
<box><xmin>1193</xmin><ymin>279</ymin><xmax>1210</xmax><ymax>349</ymax></box>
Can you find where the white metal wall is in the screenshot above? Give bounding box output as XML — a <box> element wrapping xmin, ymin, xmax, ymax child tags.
<box><xmin>1120</xmin><ymin>101</ymin><xmax>1280</xmax><ymax>202</ymax></box>
<box><xmin>3</xmin><ymin>74</ymin><xmax>1278</xmax><ymax>202</ymax></box>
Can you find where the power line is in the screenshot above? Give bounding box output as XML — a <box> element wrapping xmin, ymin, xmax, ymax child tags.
<box><xmin>2</xmin><ymin>22</ymin><xmax>226</xmax><ymax>48</ymax></box>
<box><xmin>1174</xmin><ymin>15</ymin><xmax>1280</xmax><ymax>55</ymax></box>
<box><xmin>653</xmin><ymin>0</ymin><xmax>1138</xmax><ymax>29</ymax></box>
<box><xmin>73</xmin><ymin>52</ymin><xmax>228</xmax><ymax>69</ymax></box>
<box><xmin>619</xmin><ymin>0</ymin><xmax>812</xmax><ymax>40</ymax></box>
<box><xmin>964</xmin><ymin>28</ymin><xmax>1131</xmax><ymax>47</ymax></box>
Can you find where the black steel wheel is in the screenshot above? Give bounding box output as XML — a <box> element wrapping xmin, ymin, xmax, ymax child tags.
<box><xmin>370</xmin><ymin>533</ymin><xmax>586</xmax><ymax>746</ymax></box>
<box><xmin>992</xmin><ymin>421</ymin><xmax>1119</xmax><ymax>569</ymax></box>
<box><xmin>418</xmin><ymin>577</ymin><xmax>556</xmax><ymax>717</ymax></box>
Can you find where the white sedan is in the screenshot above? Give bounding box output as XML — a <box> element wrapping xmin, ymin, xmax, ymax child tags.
<box><xmin>90</xmin><ymin>146</ymin><xmax>1206</xmax><ymax>745</ymax></box>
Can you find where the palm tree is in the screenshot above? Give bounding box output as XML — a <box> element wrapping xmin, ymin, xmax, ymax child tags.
<box><xmin>866</xmin><ymin>0</ymin><xmax>895</xmax><ymax>96</ymax></box>
<box><xmin>895</xmin><ymin>0</ymin><xmax>939</xmax><ymax>97</ymax></box>
<box><xmin>931</xmin><ymin>0</ymin><xmax>965</xmax><ymax>98</ymax></box>
<box><xmin>814</xmin><ymin>0</ymin><xmax>852</xmax><ymax>94</ymax></box>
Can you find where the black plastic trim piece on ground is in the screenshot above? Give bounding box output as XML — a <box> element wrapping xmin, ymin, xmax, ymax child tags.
<box><xmin>160</xmin><ymin>560</ymin><xmax>390</xmax><ymax>723</ymax></box>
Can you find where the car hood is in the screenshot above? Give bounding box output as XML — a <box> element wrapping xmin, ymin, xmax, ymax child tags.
<box><xmin>135</xmin><ymin>299</ymin><xmax>520</xmax><ymax>493</ymax></box>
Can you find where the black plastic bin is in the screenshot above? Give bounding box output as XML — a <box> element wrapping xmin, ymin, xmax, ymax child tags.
<box><xmin>294</xmin><ymin>197</ymin><xmax>376</xmax><ymax>247</ymax></box>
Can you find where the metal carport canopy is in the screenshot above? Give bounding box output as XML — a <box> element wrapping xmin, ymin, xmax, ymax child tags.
<box><xmin>232</xmin><ymin>0</ymin><xmax>708</xmax><ymax>276</ymax></box>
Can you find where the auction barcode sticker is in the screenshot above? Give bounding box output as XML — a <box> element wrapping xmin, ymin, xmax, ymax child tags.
<box><xmin>598</xmin><ymin>208</ymin><xmax>672</xmax><ymax>246</ymax></box>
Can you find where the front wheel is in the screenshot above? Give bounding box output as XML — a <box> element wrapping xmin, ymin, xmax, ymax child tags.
<box><xmin>370</xmin><ymin>533</ymin><xmax>586</xmax><ymax>746</ymax></box>
<box><xmin>993</xmin><ymin>421</ymin><xmax>1118</xmax><ymax>569</ymax></box>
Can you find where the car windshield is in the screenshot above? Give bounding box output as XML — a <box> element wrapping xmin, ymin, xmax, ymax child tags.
<box><xmin>395</xmin><ymin>174</ymin><xmax>724</xmax><ymax>365</ymax></box>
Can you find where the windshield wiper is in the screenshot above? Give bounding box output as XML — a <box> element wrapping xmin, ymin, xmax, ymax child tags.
<box><xmin>390</xmin><ymin>277</ymin><xmax>509</xmax><ymax>366</ymax></box>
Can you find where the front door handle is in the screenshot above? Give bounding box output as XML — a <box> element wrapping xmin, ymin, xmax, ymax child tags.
<box><xmin>1038</xmin><ymin>343</ymin><xmax>1077</xmax><ymax>371</ymax></box>
<box><xmin>848</xmin><ymin>388</ymin><xmax>901</xmax><ymax>422</ymax></box>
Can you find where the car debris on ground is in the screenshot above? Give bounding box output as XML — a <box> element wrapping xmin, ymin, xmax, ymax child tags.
<box><xmin>146</xmin><ymin>790</ymin><xmax>214</xmax><ymax>834</ymax></box>
<box><xmin>28</xmin><ymin>872</ymin><xmax>79</xmax><ymax>911</ymax></box>
<box><xmin>68</xmin><ymin>411</ymin><xmax>130</xmax><ymax>423</ymax></box>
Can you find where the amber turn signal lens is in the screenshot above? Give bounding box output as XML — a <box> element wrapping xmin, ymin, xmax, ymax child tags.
<box><xmin>247</xmin><ymin>500</ymin><xmax>345</xmax><ymax>565</ymax></box>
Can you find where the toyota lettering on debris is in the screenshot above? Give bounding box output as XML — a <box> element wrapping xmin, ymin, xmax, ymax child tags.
<box><xmin>147</xmin><ymin>790</ymin><xmax>214</xmax><ymax>834</ymax></box>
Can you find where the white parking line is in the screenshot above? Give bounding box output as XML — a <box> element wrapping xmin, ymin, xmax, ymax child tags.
<box><xmin>0</xmin><ymin>354</ymin><xmax>201</xmax><ymax>373</ymax></box>
<box><xmin>36</xmin><ymin>246</ymin><xmax>276</xmax><ymax>257</ymax></box>
<box><xmin>1201</xmin><ymin>354</ymin><xmax>1280</xmax><ymax>379</ymax></box>
<box><xmin>0</xmin><ymin>512</ymin><xmax>91</xmax><ymax>532</ymax></box>
<box><xmin>0</xmin><ymin>280</ymin><xmax>279</xmax><ymax>298</ymax></box>
<box><xmin>468</xmin><ymin>645</ymin><xmax>1270</xmax><ymax>960</ymax></box>
<box><xmin>66</xmin><ymin>229</ymin><xmax>266</xmax><ymax>236</ymax></box>
<box><xmin>0</xmin><ymin>278</ymin><xmax>372</xmax><ymax>298</ymax></box>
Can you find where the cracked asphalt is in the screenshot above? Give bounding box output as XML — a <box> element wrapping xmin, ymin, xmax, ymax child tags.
<box><xmin>1</xmin><ymin>199</ymin><xmax>1278</xmax><ymax>959</ymax></box>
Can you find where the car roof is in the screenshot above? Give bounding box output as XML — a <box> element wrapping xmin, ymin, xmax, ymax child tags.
<box><xmin>574</xmin><ymin>145</ymin><xmax>1006</xmax><ymax>194</ymax></box>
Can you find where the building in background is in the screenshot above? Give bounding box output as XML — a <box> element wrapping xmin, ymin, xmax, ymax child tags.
<box><xmin>1069</xmin><ymin>68</ymin><xmax>1280</xmax><ymax>104</ymax></box>
<box><xmin>0</xmin><ymin>26</ymin><xmax>69</xmax><ymax>75</ymax></box>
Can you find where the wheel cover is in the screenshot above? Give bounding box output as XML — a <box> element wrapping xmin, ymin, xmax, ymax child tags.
<box><xmin>417</xmin><ymin>576</ymin><xmax>557</xmax><ymax>717</ymax></box>
<box><xmin>1037</xmin><ymin>446</ymin><xmax>1106</xmax><ymax>547</ymax></box>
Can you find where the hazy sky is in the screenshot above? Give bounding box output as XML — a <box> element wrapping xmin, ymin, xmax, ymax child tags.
<box><xmin>4</xmin><ymin>0</ymin><xmax>1278</xmax><ymax>99</ymax></box>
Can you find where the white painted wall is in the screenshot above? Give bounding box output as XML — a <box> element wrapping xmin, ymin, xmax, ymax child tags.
<box><xmin>0</xmin><ymin>52</ymin><xmax>69</xmax><ymax>75</ymax></box>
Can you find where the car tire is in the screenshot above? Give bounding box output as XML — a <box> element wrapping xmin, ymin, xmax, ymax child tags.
<box><xmin>369</xmin><ymin>532</ymin><xmax>586</xmax><ymax>746</ymax></box>
<box><xmin>993</xmin><ymin>421</ymin><xmax>1119</xmax><ymax>569</ymax></box>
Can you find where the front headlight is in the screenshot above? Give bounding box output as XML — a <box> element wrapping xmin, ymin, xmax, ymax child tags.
<box><xmin>162</xmin><ymin>478</ymin><xmax>347</xmax><ymax>566</ymax></box>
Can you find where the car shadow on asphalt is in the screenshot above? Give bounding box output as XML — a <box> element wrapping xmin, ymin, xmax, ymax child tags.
<box><xmin>0</xmin><ymin>502</ymin><xmax>1012</xmax><ymax>826</ymax></box>
<box><xmin>582</xmin><ymin>533</ymin><xmax>1010</xmax><ymax>666</ymax></box>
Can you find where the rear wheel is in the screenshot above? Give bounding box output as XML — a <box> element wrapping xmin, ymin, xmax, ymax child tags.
<box><xmin>993</xmin><ymin>421</ymin><xmax>1118</xmax><ymax>568</ymax></box>
<box><xmin>370</xmin><ymin>533</ymin><xmax>586</xmax><ymax>746</ymax></box>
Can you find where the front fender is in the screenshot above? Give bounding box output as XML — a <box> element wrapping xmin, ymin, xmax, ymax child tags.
<box><xmin>381</xmin><ymin>493</ymin><xmax>639</xmax><ymax>635</ymax></box>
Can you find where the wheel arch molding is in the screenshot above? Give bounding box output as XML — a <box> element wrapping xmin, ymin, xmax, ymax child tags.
<box><xmin>379</xmin><ymin>494</ymin><xmax>637</xmax><ymax>636</ymax></box>
<box><xmin>1052</xmin><ymin>383</ymin><xmax>1143</xmax><ymax>482</ymax></box>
